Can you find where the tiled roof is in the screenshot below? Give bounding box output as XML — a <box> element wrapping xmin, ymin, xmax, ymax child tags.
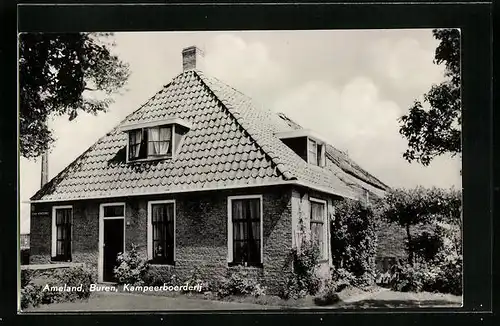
<box><xmin>31</xmin><ymin>70</ymin><xmax>386</xmax><ymax>202</ymax></box>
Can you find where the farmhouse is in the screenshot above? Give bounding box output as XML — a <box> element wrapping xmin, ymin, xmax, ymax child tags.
<box><xmin>29</xmin><ymin>46</ymin><xmax>388</xmax><ymax>293</ymax></box>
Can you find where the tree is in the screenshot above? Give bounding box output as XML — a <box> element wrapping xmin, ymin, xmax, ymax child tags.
<box><xmin>399</xmin><ymin>29</ymin><xmax>461</xmax><ymax>166</ymax></box>
<box><xmin>19</xmin><ymin>33</ymin><xmax>130</xmax><ymax>159</ymax></box>
<box><xmin>377</xmin><ymin>186</ymin><xmax>461</xmax><ymax>266</ymax></box>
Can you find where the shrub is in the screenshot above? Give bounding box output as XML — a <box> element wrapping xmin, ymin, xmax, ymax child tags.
<box><xmin>20</xmin><ymin>266</ymin><xmax>95</xmax><ymax>309</ymax></box>
<box><xmin>143</xmin><ymin>268</ymin><xmax>178</xmax><ymax>287</ymax></box>
<box><xmin>20</xmin><ymin>282</ymin><xmax>42</xmax><ymax>309</ymax></box>
<box><xmin>432</xmin><ymin>254</ymin><xmax>462</xmax><ymax>295</ymax></box>
<box><xmin>330</xmin><ymin>267</ymin><xmax>356</xmax><ymax>291</ymax></box>
<box><xmin>409</xmin><ymin>229</ymin><xmax>444</xmax><ymax>263</ymax></box>
<box><xmin>183</xmin><ymin>266</ymin><xmax>209</xmax><ymax>293</ymax></box>
<box><xmin>313</xmin><ymin>279</ymin><xmax>341</xmax><ymax>306</ymax></box>
<box><xmin>279</xmin><ymin>241</ymin><xmax>321</xmax><ymax>299</ymax></box>
<box><xmin>389</xmin><ymin>263</ymin><xmax>424</xmax><ymax>292</ymax></box>
<box><xmin>21</xmin><ymin>269</ymin><xmax>33</xmax><ymax>288</ymax></box>
<box><xmin>217</xmin><ymin>266</ymin><xmax>266</xmax><ymax>298</ymax></box>
<box><xmin>114</xmin><ymin>243</ymin><xmax>149</xmax><ymax>285</ymax></box>
<box><xmin>331</xmin><ymin>200</ymin><xmax>378</xmax><ymax>287</ymax></box>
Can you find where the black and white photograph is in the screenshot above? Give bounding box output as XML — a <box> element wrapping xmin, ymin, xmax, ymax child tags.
<box><xmin>19</xmin><ymin>29</ymin><xmax>463</xmax><ymax>312</ymax></box>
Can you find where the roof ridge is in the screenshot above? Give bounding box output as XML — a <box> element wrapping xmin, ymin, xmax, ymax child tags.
<box><xmin>193</xmin><ymin>71</ymin><xmax>295</xmax><ymax>181</ymax></box>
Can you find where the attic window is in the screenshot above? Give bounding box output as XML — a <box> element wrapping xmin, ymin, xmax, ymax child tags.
<box><xmin>128</xmin><ymin>125</ymin><xmax>173</xmax><ymax>161</ymax></box>
<box><xmin>275</xmin><ymin>129</ymin><xmax>327</xmax><ymax>167</ymax></box>
<box><xmin>308</xmin><ymin>138</ymin><xmax>325</xmax><ymax>166</ymax></box>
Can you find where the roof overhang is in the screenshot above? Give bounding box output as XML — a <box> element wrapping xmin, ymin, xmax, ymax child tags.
<box><xmin>119</xmin><ymin>117</ymin><xmax>193</xmax><ymax>132</ymax></box>
<box><xmin>275</xmin><ymin>129</ymin><xmax>330</xmax><ymax>144</ymax></box>
<box><xmin>27</xmin><ymin>180</ymin><xmax>360</xmax><ymax>204</ymax></box>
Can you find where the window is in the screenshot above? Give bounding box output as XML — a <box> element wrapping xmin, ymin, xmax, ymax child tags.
<box><xmin>52</xmin><ymin>206</ymin><xmax>72</xmax><ymax>261</ymax></box>
<box><xmin>308</xmin><ymin>139</ymin><xmax>317</xmax><ymax>165</ymax></box>
<box><xmin>129</xmin><ymin>129</ymin><xmax>144</xmax><ymax>160</ymax></box>
<box><xmin>148</xmin><ymin>201</ymin><xmax>175</xmax><ymax>264</ymax></box>
<box><xmin>307</xmin><ymin>138</ymin><xmax>325</xmax><ymax>166</ymax></box>
<box><xmin>147</xmin><ymin>126</ymin><xmax>172</xmax><ymax>156</ymax></box>
<box><xmin>128</xmin><ymin>125</ymin><xmax>173</xmax><ymax>161</ymax></box>
<box><xmin>310</xmin><ymin>198</ymin><xmax>327</xmax><ymax>260</ymax></box>
<box><xmin>228</xmin><ymin>196</ymin><xmax>262</xmax><ymax>267</ymax></box>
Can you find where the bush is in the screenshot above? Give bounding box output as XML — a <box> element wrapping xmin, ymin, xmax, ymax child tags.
<box><xmin>387</xmin><ymin>222</ymin><xmax>462</xmax><ymax>295</ymax></box>
<box><xmin>279</xmin><ymin>241</ymin><xmax>321</xmax><ymax>299</ymax></box>
<box><xmin>313</xmin><ymin>279</ymin><xmax>340</xmax><ymax>306</ymax></box>
<box><xmin>20</xmin><ymin>266</ymin><xmax>95</xmax><ymax>309</ymax></box>
<box><xmin>330</xmin><ymin>267</ymin><xmax>356</xmax><ymax>291</ymax></box>
<box><xmin>389</xmin><ymin>263</ymin><xmax>425</xmax><ymax>292</ymax></box>
<box><xmin>114</xmin><ymin>243</ymin><xmax>149</xmax><ymax>285</ymax></box>
<box><xmin>409</xmin><ymin>229</ymin><xmax>444</xmax><ymax>263</ymax></box>
<box><xmin>20</xmin><ymin>282</ymin><xmax>42</xmax><ymax>309</ymax></box>
<box><xmin>183</xmin><ymin>266</ymin><xmax>209</xmax><ymax>293</ymax></box>
<box><xmin>217</xmin><ymin>266</ymin><xmax>266</xmax><ymax>298</ymax></box>
<box><xmin>430</xmin><ymin>249</ymin><xmax>462</xmax><ymax>295</ymax></box>
<box><xmin>331</xmin><ymin>200</ymin><xmax>378</xmax><ymax>287</ymax></box>
<box><xmin>143</xmin><ymin>268</ymin><xmax>178</xmax><ymax>287</ymax></box>
<box><xmin>21</xmin><ymin>269</ymin><xmax>33</xmax><ymax>288</ymax></box>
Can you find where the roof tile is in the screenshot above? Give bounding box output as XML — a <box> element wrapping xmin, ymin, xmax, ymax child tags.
<box><xmin>32</xmin><ymin>69</ymin><xmax>385</xmax><ymax>201</ymax></box>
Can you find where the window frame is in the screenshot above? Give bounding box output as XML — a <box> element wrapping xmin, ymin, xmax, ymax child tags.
<box><xmin>147</xmin><ymin>199</ymin><xmax>176</xmax><ymax>265</ymax></box>
<box><xmin>126</xmin><ymin>124</ymin><xmax>176</xmax><ymax>162</ymax></box>
<box><xmin>309</xmin><ymin>197</ymin><xmax>328</xmax><ymax>261</ymax></box>
<box><xmin>307</xmin><ymin>137</ymin><xmax>326</xmax><ymax>167</ymax></box>
<box><xmin>51</xmin><ymin>205</ymin><xmax>73</xmax><ymax>262</ymax></box>
<box><xmin>308</xmin><ymin>138</ymin><xmax>318</xmax><ymax>165</ymax></box>
<box><xmin>227</xmin><ymin>195</ymin><xmax>264</xmax><ymax>267</ymax></box>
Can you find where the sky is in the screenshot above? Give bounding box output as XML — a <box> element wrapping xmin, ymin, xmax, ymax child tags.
<box><xmin>19</xmin><ymin>30</ymin><xmax>462</xmax><ymax>233</ymax></box>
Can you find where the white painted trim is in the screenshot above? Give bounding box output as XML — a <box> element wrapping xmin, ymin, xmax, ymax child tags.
<box><xmin>147</xmin><ymin>199</ymin><xmax>176</xmax><ymax>263</ymax></box>
<box><xmin>309</xmin><ymin>197</ymin><xmax>328</xmax><ymax>261</ymax></box>
<box><xmin>276</xmin><ymin>129</ymin><xmax>329</xmax><ymax>145</ymax></box>
<box><xmin>227</xmin><ymin>194</ymin><xmax>264</xmax><ymax>264</ymax></box>
<box><xmin>119</xmin><ymin>117</ymin><xmax>193</xmax><ymax>132</ymax></box>
<box><xmin>29</xmin><ymin>180</ymin><xmax>359</xmax><ymax>204</ymax></box>
<box><xmin>51</xmin><ymin>205</ymin><xmax>73</xmax><ymax>259</ymax></box>
<box><xmin>98</xmin><ymin>202</ymin><xmax>126</xmax><ymax>283</ymax></box>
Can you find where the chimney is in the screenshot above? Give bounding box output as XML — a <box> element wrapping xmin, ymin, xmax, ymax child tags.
<box><xmin>182</xmin><ymin>46</ymin><xmax>204</xmax><ymax>71</ymax></box>
<box><xmin>40</xmin><ymin>150</ymin><xmax>48</xmax><ymax>187</ymax></box>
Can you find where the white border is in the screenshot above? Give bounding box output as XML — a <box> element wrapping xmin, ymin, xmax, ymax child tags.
<box><xmin>227</xmin><ymin>194</ymin><xmax>264</xmax><ymax>264</ymax></box>
<box><xmin>147</xmin><ymin>199</ymin><xmax>176</xmax><ymax>263</ymax></box>
<box><xmin>98</xmin><ymin>202</ymin><xmax>126</xmax><ymax>283</ymax></box>
<box><xmin>51</xmin><ymin>205</ymin><xmax>73</xmax><ymax>259</ymax></box>
<box><xmin>309</xmin><ymin>197</ymin><xmax>328</xmax><ymax>261</ymax></box>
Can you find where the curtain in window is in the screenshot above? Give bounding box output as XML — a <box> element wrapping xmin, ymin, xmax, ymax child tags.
<box><xmin>55</xmin><ymin>208</ymin><xmax>71</xmax><ymax>260</ymax></box>
<box><xmin>148</xmin><ymin>127</ymin><xmax>171</xmax><ymax>156</ymax></box>
<box><xmin>129</xmin><ymin>130</ymin><xmax>142</xmax><ymax>159</ymax></box>
<box><xmin>148</xmin><ymin>127</ymin><xmax>160</xmax><ymax>155</ymax></box>
<box><xmin>232</xmin><ymin>199</ymin><xmax>261</xmax><ymax>265</ymax></box>
<box><xmin>159</xmin><ymin>127</ymin><xmax>171</xmax><ymax>155</ymax></box>
<box><xmin>152</xmin><ymin>203</ymin><xmax>174</xmax><ymax>263</ymax></box>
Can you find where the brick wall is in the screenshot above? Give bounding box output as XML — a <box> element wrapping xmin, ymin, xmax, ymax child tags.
<box><xmin>29</xmin><ymin>185</ymin><xmax>294</xmax><ymax>293</ymax></box>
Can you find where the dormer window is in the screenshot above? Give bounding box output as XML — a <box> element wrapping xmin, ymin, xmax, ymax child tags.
<box><xmin>128</xmin><ymin>125</ymin><xmax>173</xmax><ymax>161</ymax></box>
<box><xmin>121</xmin><ymin>118</ymin><xmax>192</xmax><ymax>162</ymax></box>
<box><xmin>276</xmin><ymin>129</ymin><xmax>326</xmax><ymax>167</ymax></box>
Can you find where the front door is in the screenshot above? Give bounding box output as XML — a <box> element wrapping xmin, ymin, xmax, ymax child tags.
<box><xmin>103</xmin><ymin>219</ymin><xmax>124</xmax><ymax>282</ymax></box>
